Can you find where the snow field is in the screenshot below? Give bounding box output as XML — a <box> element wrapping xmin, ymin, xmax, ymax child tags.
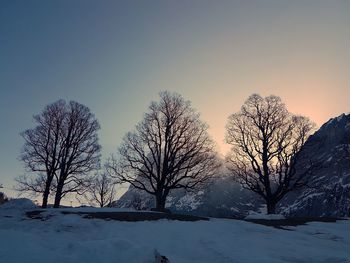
<box><xmin>0</xmin><ymin>208</ymin><xmax>349</xmax><ymax>263</ymax></box>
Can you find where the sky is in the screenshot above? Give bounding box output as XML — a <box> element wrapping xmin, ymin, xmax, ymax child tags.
<box><xmin>1</xmin><ymin>0</ymin><xmax>350</xmax><ymax>199</ymax></box>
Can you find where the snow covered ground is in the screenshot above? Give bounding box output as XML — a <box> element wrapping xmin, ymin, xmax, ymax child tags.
<box><xmin>245</xmin><ymin>213</ymin><xmax>286</xmax><ymax>220</ymax></box>
<box><xmin>0</xmin><ymin>205</ymin><xmax>349</xmax><ymax>263</ymax></box>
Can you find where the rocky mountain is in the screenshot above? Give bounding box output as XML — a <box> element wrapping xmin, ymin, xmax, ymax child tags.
<box><xmin>280</xmin><ymin>113</ymin><xmax>350</xmax><ymax>217</ymax></box>
<box><xmin>115</xmin><ymin>173</ymin><xmax>263</xmax><ymax>218</ymax></box>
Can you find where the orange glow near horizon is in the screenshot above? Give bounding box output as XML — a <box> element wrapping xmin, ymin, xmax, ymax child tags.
<box><xmin>192</xmin><ymin>70</ymin><xmax>347</xmax><ymax>156</ymax></box>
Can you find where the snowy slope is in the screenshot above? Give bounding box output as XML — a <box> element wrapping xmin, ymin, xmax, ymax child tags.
<box><xmin>0</xmin><ymin>206</ymin><xmax>350</xmax><ymax>263</ymax></box>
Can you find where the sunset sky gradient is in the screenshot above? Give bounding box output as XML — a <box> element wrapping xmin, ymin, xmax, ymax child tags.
<box><xmin>1</xmin><ymin>0</ymin><xmax>350</xmax><ymax>198</ymax></box>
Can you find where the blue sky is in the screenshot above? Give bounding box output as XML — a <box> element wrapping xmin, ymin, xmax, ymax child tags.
<box><xmin>1</xmin><ymin>0</ymin><xmax>350</xmax><ymax>198</ymax></box>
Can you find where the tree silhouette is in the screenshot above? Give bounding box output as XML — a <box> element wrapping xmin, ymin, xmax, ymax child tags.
<box><xmin>83</xmin><ymin>173</ymin><xmax>116</xmax><ymax>207</ymax></box>
<box><xmin>226</xmin><ymin>94</ymin><xmax>315</xmax><ymax>214</ymax></box>
<box><xmin>18</xmin><ymin>100</ymin><xmax>101</xmax><ymax>208</ymax></box>
<box><xmin>18</xmin><ymin>100</ymin><xmax>66</xmax><ymax>208</ymax></box>
<box><xmin>107</xmin><ymin>91</ymin><xmax>218</xmax><ymax>211</ymax></box>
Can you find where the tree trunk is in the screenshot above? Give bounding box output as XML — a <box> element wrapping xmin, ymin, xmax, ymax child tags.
<box><xmin>266</xmin><ymin>201</ymin><xmax>276</xmax><ymax>214</ymax></box>
<box><xmin>155</xmin><ymin>192</ymin><xmax>167</xmax><ymax>212</ymax></box>
<box><xmin>155</xmin><ymin>196</ymin><xmax>165</xmax><ymax>211</ymax></box>
<box><xmin>53</xmin><ymin>182</ymin><xmax>64</xmax><ymax>208</ymax></box>
<box><xmin>41</xmin><ymin>190</ymin><xmax>49</xmax><ymax>208</ymax></box>
<box><xmin>41</xmin><ymin>177</ymin><xmax>53</xmax><ymax>208</ymax></box>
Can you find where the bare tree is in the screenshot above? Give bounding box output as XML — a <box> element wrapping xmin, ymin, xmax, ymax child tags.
<box><xmin>18</xmin><ymin>100</ymin><xmax>66</xmax><ymax>208</ymax></box>
<box><xmin>226</xmin><ymin>94</ymin><xmax>315</xmax><ymax>214</ymax></box>
<box><xmin>53</xmin><ymin>101</ymin><xmax>101</xmax><ymax>208</ymax></box>
<box><xmin>84</xmin><ymin>173</ymin><xmax>116</xmax><ymax>207</ymax></box>
<box><xmin>107</xmin><ymin>91</ymin><xmax>218</xmax><ymax>211</ymax></box>
<box><xmin>18</xmin><ymin>100</ymin><xmax>101</xmax><ymax>208</ymax></box>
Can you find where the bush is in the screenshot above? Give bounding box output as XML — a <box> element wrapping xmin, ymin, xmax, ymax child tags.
<box><xmin>0</xmin><ymin>192</ymin><xmax>9</xmax><ymax>205</ymax></box>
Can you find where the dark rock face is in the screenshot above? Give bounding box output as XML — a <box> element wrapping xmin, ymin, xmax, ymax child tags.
<box><xmin>280</xmin><ymin>114</ymin><xmax>350</xmax><ymax>217</ymax></box>
<box><xmin>115</xmin><ymin>174</ymin><xmax>262</xmax><ymax>218</ymax></box>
